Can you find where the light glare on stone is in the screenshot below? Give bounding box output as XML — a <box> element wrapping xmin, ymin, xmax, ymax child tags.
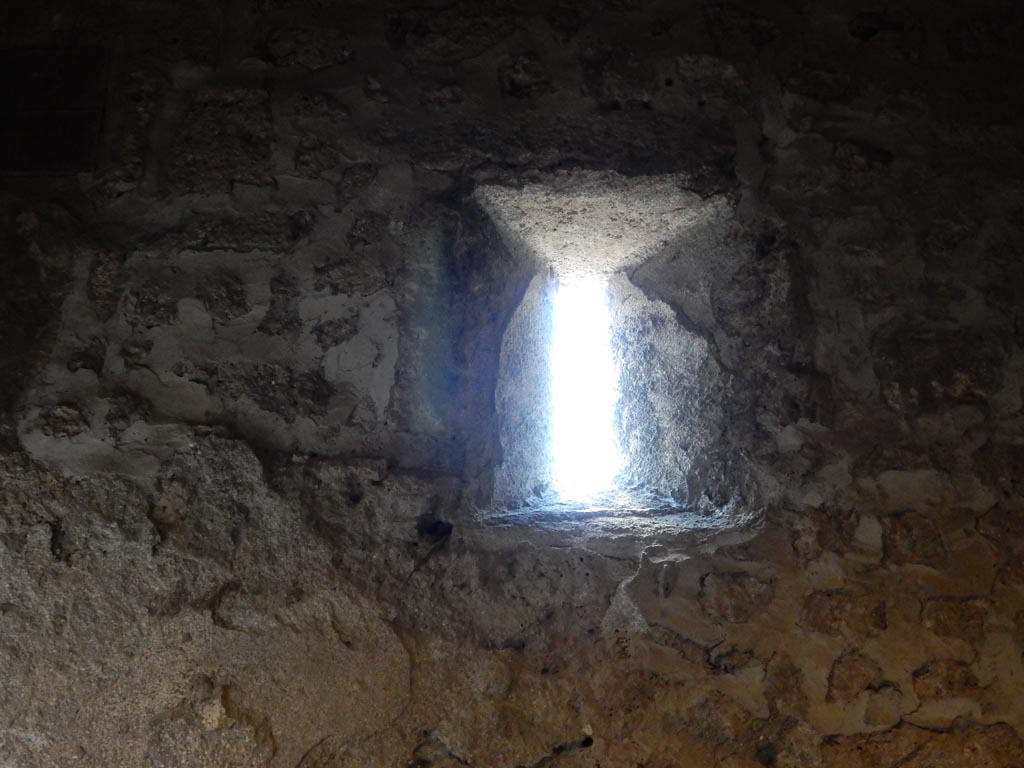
<box><xmin>550</xmin><ymin>277</ymin><xmax>622</xmax><ymax>501</ymax></box>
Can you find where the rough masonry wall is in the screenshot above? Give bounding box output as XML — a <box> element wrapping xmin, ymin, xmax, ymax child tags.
<box><xmin>1</xmin><ymin>1</ymin><xmax>1024</xmax><ymax>767</ymax></box>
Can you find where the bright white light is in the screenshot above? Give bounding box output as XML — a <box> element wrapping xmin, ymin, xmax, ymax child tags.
<box><xmin>550</xmin><ymin>277</ymin><xmax>622</xmax><ymax>501</ymax></box>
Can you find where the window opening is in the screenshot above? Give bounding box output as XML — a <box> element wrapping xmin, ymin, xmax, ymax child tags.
<box><xmin>549</xmin><ymin>276</ymin><xmax>622</xmax><ymax>502</ymax></box>
<box><xmin>476</xmin><ymin>172</ymin><xmax>752</xmax><ymax>531</ymax></box>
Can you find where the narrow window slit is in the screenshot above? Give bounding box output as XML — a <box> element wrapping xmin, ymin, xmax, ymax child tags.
<box><xmin>549</xmin><ymin>276</ymin><xmax>622</xmax><ymax>502</ymax></box>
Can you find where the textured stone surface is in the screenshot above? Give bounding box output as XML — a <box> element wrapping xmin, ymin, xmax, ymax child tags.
<box><xmin>699</xmin><ymin>572</ymin><xmax>775</xmax><ymax>624</ymax></box>
<box><xmin>2</xmin><ymin>0</ymin><xmax>1024</xmax><ymax>765</ymax></box>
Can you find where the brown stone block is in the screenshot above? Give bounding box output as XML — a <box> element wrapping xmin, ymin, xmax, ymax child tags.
<box><xmin>921</xmin><ymin>597</ymin><xmax>988</xmax><ymax>642</ymax></box>
<box><xmin>826</xmin><ymin>652</ymin><xmax>884</xmax><ymax>703</ymax></box>
<box><xmin>912</xmin><ymin>659</ymin><xmax>980</xmax><ymax>700</ymax></box>
<box><xmin>699</xmin><ymin>572</ymin><xmax>776</xmax><ymax>623</ymax></box>
<box><xmin>801</xmin><ymin>590</ymin><xmax>887</xmax><ymax>639</ymax></box>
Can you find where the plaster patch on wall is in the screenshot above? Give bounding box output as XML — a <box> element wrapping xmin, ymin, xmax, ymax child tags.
<box><xmin>17</xmin><ymin>225</ymin><xmax>403</xmax><ymax>477</ymax></box>
<box><xmin>320</xmin><ymin>292</ymin><xmax>398</xmax><ymax>427</ymax></box>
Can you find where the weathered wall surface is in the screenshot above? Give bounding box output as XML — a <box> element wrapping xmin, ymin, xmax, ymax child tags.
<box><xmin>1</xmin><ymin>1</ymin><xmax>1023</xmax><ymax>766</ymax></box>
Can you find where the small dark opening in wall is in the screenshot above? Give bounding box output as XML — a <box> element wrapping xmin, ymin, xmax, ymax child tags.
<box><xmin>0</xmin><ymin>48</ymin><xmax>107</xmax><ymax>174</ymax></box>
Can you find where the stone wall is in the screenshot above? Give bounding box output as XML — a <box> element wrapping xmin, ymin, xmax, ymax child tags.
<box><xmin>1</xmin><ymin>1</ymin><xmax>1023</xmax><ymax>766</ymax></box>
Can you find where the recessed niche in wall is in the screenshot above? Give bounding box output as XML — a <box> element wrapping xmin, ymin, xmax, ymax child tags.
<box><xmin>471</xmin><ymin>171</ymin><xmax>757</xmax><ymax>534</ymax></box>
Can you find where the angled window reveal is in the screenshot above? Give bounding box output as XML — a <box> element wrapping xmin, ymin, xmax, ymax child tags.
<box><xmin>474</xmin><ymin>171</ymin><xmax>753</xmax><ymax>535</ymax></box>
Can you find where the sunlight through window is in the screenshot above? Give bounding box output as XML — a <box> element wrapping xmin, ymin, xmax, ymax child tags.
<box><xmin>550</xmin><ymin>277</ymin><xmax>622</xmax><ymax>501</ymax></box>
